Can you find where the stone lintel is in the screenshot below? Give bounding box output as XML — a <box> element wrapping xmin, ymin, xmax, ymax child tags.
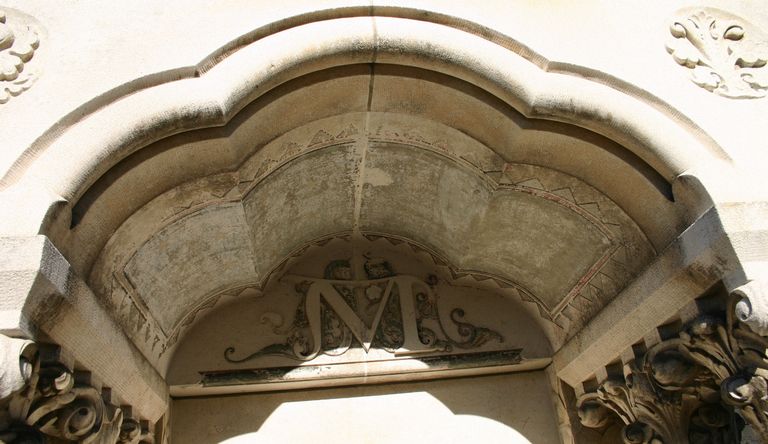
<box><xmin>174</xmin><ymin>355</ymin><xmax>551</xmax><ymax>398</ymax></box>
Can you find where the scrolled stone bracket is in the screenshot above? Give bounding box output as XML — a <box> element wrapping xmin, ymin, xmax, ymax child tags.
<box><xmin>0</xmin><ymin>335</ymin><xmax>155</xmax><ymax>443</ymax></box>
<box><xmin>731</xmin><ymin>280</ymin><xmax>768</xmax><ymax>336</ymax></box>
<box><xmin>577</xmin><ymin>309</ymin><xmax>768</xmax><ymax>442</ymax></box>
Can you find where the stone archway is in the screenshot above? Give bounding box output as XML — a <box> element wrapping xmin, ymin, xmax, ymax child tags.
<box><xmin>0</xmin><ymin>8</ymin><xmax>766</xmax><ymax>444</ymax></box>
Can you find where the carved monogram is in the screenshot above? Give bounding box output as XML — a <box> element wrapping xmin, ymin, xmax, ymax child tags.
<box><xmin>0</xmin><ymin>9</ymin><xmax>39</xmax><ymax>104</ymax></box>
<box><xmin>224</xmin><ymin>258</ymin><xmax>504</xmax><ymax>363</ymax></box>
<box><xmin>666</xmin><ymin>8</ymin><xmax>768</xmax><ymax>98</ymax></box>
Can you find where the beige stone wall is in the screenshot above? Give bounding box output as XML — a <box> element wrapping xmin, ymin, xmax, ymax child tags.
<box><xmin>171</xmin><ymin>371</ymin><xmax>559</xmax><ymax>444</ymax></box>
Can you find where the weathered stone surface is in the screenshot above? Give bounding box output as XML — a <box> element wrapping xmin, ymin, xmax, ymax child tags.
<box><xmin>0</xmin><ymin>2</ymin><xmax>766</xmax><ymax>443</ymax></box>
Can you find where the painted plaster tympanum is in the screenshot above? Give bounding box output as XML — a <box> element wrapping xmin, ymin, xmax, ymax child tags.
<box><xmin>0</xmin><ymin>1</ymin><xmax>767</xmax><ymax>443</ymax></box>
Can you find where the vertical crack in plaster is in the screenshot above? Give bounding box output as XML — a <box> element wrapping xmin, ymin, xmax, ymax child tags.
<box><xmin>366</xmin><ymin>10</ymin><xmax>378</xmax><ymax>112</ymax></box>
<box><xmin>351</xmin><ymin>13</ymin><xmax>378</xmax><ymax>276</ymax></box>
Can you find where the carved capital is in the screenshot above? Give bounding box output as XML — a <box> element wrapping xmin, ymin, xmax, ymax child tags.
<box><xmin>0</xmin><ymin>336</ymin><xmax>154</xmax><ymax>443</ymax></box>
<box><xmin>577</xmin><ymin>368</ymin><xmax>730</xmax><ymax>443</ymax></box>
<box><xmin>674</xmin><ymin>313</ymin><xmax>768</xmax><ymax>438</ymax></box>
<box><xmin>578</xmin><ymin>309</ymin><xmax>768</xmax><ymax>442</ymax></box>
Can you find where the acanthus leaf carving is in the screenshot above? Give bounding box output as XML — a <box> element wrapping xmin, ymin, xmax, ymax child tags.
<box><xmin>666</xmin><ymin>8</ymin><xmax>768</xmax><ymax>99</ymax></box>
<box><xmin>577</xmin><ymin>305</ymin><xmax>768</xmax><ymax>442</ymax></box>
<box><xmin>0</xmin><ymin>9</ymin><xmax>39</xmax><ymax>104</ymax></box>
<box><xmin>577</xmin><ymin>369</ymin><xmax>712</xmax><ymax>443</ymax></box>
<box><xmin>672</xmin><ymin>312</ymin><xmax>768</xmax><ymax>439</ymax></box>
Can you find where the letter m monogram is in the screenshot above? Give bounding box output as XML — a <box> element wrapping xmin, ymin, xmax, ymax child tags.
<box><xmin>307</xmin><ymin>276</ymin><xmax>431</xmax><ymax>353</ymax></box>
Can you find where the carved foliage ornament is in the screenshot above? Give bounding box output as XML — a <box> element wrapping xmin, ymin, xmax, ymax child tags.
<box><xmin>666</xmin><ymin>8</ymin><xmax>768</xmax><ymax>98</ymax></box>
<box><xmin>578</xmin><ymin>305</ymin><xmax>768</xmax><ymax>443</ymax></box>
<box><xmin>578</xmin><ymin>371</ymin><xmax>735</xmax><ymax>443</ymax></box>
<box><xmin>0</xmin><ymin>9</ymin><xmax>39</xmax><ymax>104</ymax></box>
<box><xmin>0</xmin><ymin>339</ymin><xmax>153</xmax><ymax>444</ymax></box>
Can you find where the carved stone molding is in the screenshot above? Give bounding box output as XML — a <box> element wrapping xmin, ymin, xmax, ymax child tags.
<box><xmin>666</xmin><ymin>8</ymin><xmax>768</xmax><ymax>99</ymax></box>
<box><xmin>0</xmin><ymin>8</ymin><xmax>39</xmax><ymax>104</ymax></box>
<box><xmin>0</xmin><ymin>336</ymin><xmax>154</xmax><ymax>443</ymax></box>
<box><xmin>577</xmin><ymin>306</ymin><xmax>768</xmax><ymax>442</ymax></box>
<box><xmin>732</xmin><ymin>280</ymin><xmax>768</xmax><ymax>336</ymax></box>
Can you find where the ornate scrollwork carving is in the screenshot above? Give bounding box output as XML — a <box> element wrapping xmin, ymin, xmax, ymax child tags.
<box><xmin>8</xmin><ymin>347</ymin><xmax>124</xmax><ymax>443</ymax></box>
<box><xmin>732</xmin><ymin>280</ymin><xmax>768</xmax><ymax>336</ymax></box>
<box><xmin>224</xmin><ymin>259</ymin><xmax>504</xmax><ymax>364</ymax></box>
<box><xmin>0</xmin><ymin>338</ymin><xmax>155</xmax><ymax>444</ymax></box>
<box><xmin>119</xmin><ymin>417</ymin><xmax>154</xmax><ymax>444</ymax></box>
<box><xmin>672</xmin><ymin>312</ymin><xmax>768</xmax><ymax>439</ymax></box>
<box><xmin>577</xmin><ymin>368</ymin><xmax>724</xmax><ymax>443</ymax></box>
<box><xmin>666</xmin><ymin>8</ymin><xmax>768</xmax><ymax>98</ymax></box>
<box><xmin>578</xmin><ymin>306</ymin><xmax>768</xmax><ymax>442</ymax></box>
<box><xmin>0</xmin><ymin>9</ymin><xmax>39</xmax><ymax>104</ymax></box>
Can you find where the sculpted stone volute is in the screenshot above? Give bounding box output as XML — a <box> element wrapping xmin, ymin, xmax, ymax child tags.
<box><xmin>732</xmin><ymin>280</ymin><xmax>768</xmax><ymax>336</ymax></box>
<box><xmin>0</xmin><ymin>335</ymin><xmax>153</xmax><ymax>444</ymax></box>
<box><xmin>578</xmin><ymin>295</ymin><xmax>768</xmax><ymax>443</ymax></box>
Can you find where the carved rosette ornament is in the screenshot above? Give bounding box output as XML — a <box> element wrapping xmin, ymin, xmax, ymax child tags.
<box><xmin>0</xmin><ymin>337</ymin><xmax>154</xmax><ymax>443</ymax></box>
<box><xmin>578</xmin><ymin>298</ymin><xmax>768</xmax><ymax>443</ymax></box>
<box><xmin>0</xmin><ymin>9</ymin><xmax>39</xmax><ymax>104</ymax></box>
<box><xmin>666</xmin><ymin>8</ymin><xmax>768</xmax><ymax>98</ymax></box>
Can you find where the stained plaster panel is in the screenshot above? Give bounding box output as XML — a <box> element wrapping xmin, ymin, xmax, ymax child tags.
<box><xmin>88</xmin><ymin>109</ymin><xmax>658</xmax><ymax>375</ymax></box>
<box><xmin>360</xmin><ymin>143</ymin><xmax>611</xmax><ymax>311</ymax></box>
<box><xmin>497</xmin><ymin>164</ymin><xmax>655</xmax><ymax>329</ymax></box>
<box><xmin>242</xmin><ymin>144</ymin><xmax>358</xmax><ymax>278</ymax></box>
<box><xmin>124</xmin><ymin>203</ymin><xmax>257</xmax><ymax>334</ymax></box>
<box><xmin>74</xmin><ymin>67</ymin><xmax>678</xmax><ymax>281</ymax></box>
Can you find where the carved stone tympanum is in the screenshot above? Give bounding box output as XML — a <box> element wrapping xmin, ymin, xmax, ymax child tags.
<box><xmin>666</xmin><ymin>8</ymin><xmax>768</xmax><ymax>98</ymax></box>
<box><xmin>184</xmin><ymin>255</ymin><xmax>530</xmax><ymax>392</ymax></box>
<box><xmin>224</xmin><ymin>258</ymin><xmax>504</xmax><ymax>364</ymax></box>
